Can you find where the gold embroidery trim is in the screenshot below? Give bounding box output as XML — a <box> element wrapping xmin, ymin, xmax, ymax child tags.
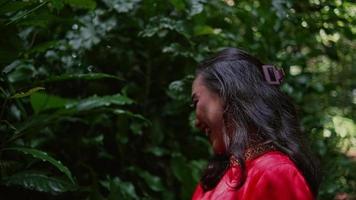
<box><xmin>229</xmin><ymin>142</ymin><xmax>276</xmax><ymax>166</ymax></box>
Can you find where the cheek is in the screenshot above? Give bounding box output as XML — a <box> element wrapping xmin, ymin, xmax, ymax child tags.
<box><xmin>196</xmin><ymin>100</ymin><xmax>207</xmax><ymax>117</ymax></box>
<box><xmin>207</xmin><ymin>105</ymin><xmax>224</xmax><ymax>125</ymax></box>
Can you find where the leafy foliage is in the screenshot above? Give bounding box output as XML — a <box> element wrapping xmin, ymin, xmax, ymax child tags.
<box><xmin>0</xmin><ymin>0</ymin><xmax>355</xmax><ymax>199</ymax></box>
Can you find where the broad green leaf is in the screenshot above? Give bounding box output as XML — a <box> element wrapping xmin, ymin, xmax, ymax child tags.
<box><xmin>49</xmin><ymin>0</ymin><xmax>64</xmax><ymax>10</ymax></box>
<box><xmin>167</xmin><ymin>75</ymin><xmax>193</xmax><ymax>102</ymax></box>
<box><xmin>0</xmin><ymin>1</ymin><xmax>31</xmax><ymax>14</ymax></box>
<box><xmin>170</xmin><ymin>0</ymin><xmax>186</xmax><ymax>11</ymax></box>
<box><xmin>30</xmin><ymin>92</ymin><xmax>73</xmax><ymax>113</ymax></box>
<box><xmin>10</xmin><ymin>87</ymin><xmax>45</xmax><ymax>99</ymax></box>
<box><xmin>171</xmin><ymin>155</ymin><xmax>190</xmax><ymax>182</ymax></box>
<box><xmin>42</xmin><ymin>73</ymin><xmax>123</xmax><ymax>82</ymax></box>
<box><xmin>144</xmin><ymin>147</ymin><xmax>168</xmax><ymax>157</ymax></box>
<box><xmin>100</xmin><ymin>176</ymin><xmax>139</xmax><ymax>200</ymax></box>
<box><xmin>127</xmin><ymin>167</ymin><xmax>165</xmax><ymax>192</ymax></box>
<box><xmin>4</xmin><ymin>147</ymin><xmax>75</xmax><ymax>184</ymax></box>
<box><xmin>27</xmin><ymin>41</ymin><xmax>59</xmax><ymax>54</ymax></box>
<box><xmin>129</xmin><ymin>121</ymin><xmax>144</xmax><ymax>135</ymax></box>
<box><xmin>64</xmin><ymin>0</ymin><xmax>96</xmax><ymax>10</ymax></box>
<box><xmin>1</xmin><ymin>171</ymin><xmax>76</xmax><ymax>193</ymax></box>
<box><xmin>17</xmin><ymin>9</ymin><xmax>55</xmax><ymax>28</ymax></box>
<box><xmin>66</xmin><ymin>94</ymin><xmax>133</xmax><ymax>111</ymax></box>
<box><xmin>194</xmin><ymin>25</ymin><xmax>215</xmax><ymax>36</ymax></box>
<box><xmin>4</xmin><ymin>61</ymin><xmax>36</xmax><ymax>83</ymax></box>
<box><xmin>171</xmin><ymin>155</ymin><xmax>202</xmax><ymax>199</ymax></box>
<box><xmin>190</xmin><ymin>160</ymin><xmax>207</xmax><ymax>182</ymax></box>
<box><xmin>140</xmin><ymin>171</ymin><xmax>164</xmax><ymax>192</ymax></box>
<box><xmin>113</xmin><ymin>109</ymin><xmax>150</xmax><ymax>123</ymax></box>
<box><xmin>171</xmin><ymin>154</ymin><xmax>192</xmax><ymax>183</ymax></box>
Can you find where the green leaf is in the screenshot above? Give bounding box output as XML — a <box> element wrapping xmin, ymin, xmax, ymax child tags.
<box><xmin>170</xmin><ymin>0</ymin><xmax>186</xmax><ymax>11</ymax></box>
<box><xmin>0</xmin><ymin>1</ymin><xmax>32</xmax><ymax>14</ymax></box>
<box><xmin>167</xmin><ymin>75</ymin><xmax>193</xmax><ymax>102</ymax></box>
<box><xmin>17</xmin><ymin>9</ymin><xmax>55</xmax><ymax>28</ymax></box>
<box><xmin>4</xmin><ymin>147</ymin><xmax>75</xmax><ymax>184</ymax></box>
<box><xmin>49</xmin><ymin>0</ymin><xmax>64</xmax><ymax>10</ymax></box>
<box><xmin>193</xmin><ymin>25</ymin><xmax>215</xmax><ymax>36</ymax></box>
<box><xmin>10</xmin><ymin>87</ymin><xmax>45</xmax><ymax>99</ymax></box>
<box><xmin>171</xmin><ymin>154</ymin><xmax>200</xmax><ymax>199</ymax></box>
<box><xmin>113</xmin><ymin>109</ymin><xmax>150</xmax><ymax>123</ymax></box>
<box><xmin>138</xmin><ymin>16</ymin><xmax>187</xmax><ymax>38</ymax></box>
<box><xmin>7</xmin><ymin>1</ymin><xmax>48</xmax><ymax>25</ymax></box>
<box><xmin>4</xmin><ymin>60</ymin><xmax>36</xmax><ymax>83</ymax></box>
<box><xmin>127</xmin><ymin>167</ymin><xmax>165</xmax><ymax>192</ymax></box>
<box><xmin>144</xmin><ymin>147</ymin><xmax>168</xmax><ymax>157</ymax></box>
<box><xmin>100</xmin><ymin>176</ymin><xmax>139</xmax><ymax>200</ymax></box>
<box><xmin>27</xmin><ymin>41</ymin><xmax>59</xmax><ymax>54</ymax></box>
<box><xmin>171</xmin><ymin>154</ymin><xmax>191</xmax><ymax>182</ymax></box>
<box><xmin>30</xmin><ymin>92</ymin><xmax>73</xmax><ymax>113</ymax></box>
<box><xmin>139</xmin><ymin>171</ymin><xmax>164</xmax><ymax>192</ymax></box>
<box><xmin>64</xmin><ymin>0</ymin><xmax>96</xmax><ymax>10</ymax></box>
<box><xmin>1</xmin><ymin>171</ymin><xmax>76</xmax><ymax>193</ymax></box>
<box><xmin>42</xmin><ymin>73</ymin><xmax>123</xmax><ymax>83</ymax></box>
<box><xmin>66</xmin><ymin>94</ymin><xmax>134</xmax><ymax>111</ymax></box>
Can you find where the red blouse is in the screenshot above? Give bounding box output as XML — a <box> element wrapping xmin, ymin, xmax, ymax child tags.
<box><xmin>192</xmin><ymin>151</ymin><xmax>313</xmax><ymax>200</ymax></box>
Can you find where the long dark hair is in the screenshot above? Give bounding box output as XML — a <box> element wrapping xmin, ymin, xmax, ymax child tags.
<box><xmin>196</xmin><ymin>47</ymin><xmax>320</xmax><ymax>196</ymax></box>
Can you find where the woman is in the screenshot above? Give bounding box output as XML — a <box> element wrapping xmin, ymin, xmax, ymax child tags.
<box><xmin>191</xmin><ymin>48</ymin><xmax>320</xmax><ymax>200</ymax></box>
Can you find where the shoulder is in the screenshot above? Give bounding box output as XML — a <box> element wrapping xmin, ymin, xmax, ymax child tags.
<box><xmin>248</xmin><ymin>150</ymin><xmax>297</xmax><ymax>172</ymax></box>
<box><xmin>247</xmin><ymin>151</ymin><xmax>308</xmax><ymax>186</ymax></box>
<box><xmin>242</xmin><ymin>151</ymin><xmax>314</xmax><ymax>200</ymax></box>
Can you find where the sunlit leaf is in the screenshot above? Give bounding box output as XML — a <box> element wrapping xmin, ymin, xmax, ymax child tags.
<box><xmin>193</xmin><ymin>25</ymin><xmax>215</xmax><ymax>36</ymax></box>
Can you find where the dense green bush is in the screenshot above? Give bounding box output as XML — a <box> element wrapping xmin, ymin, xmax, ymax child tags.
<box><xmin>0</xmin><ymin>0</ymin><xmax>355</xmax><ymax>199</ymax></box>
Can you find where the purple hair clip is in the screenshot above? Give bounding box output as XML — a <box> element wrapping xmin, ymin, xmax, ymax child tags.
<box><xmin>262</xmin><ymin>65</ymin><xmax>285</xmax><ymax>85</ymax></box>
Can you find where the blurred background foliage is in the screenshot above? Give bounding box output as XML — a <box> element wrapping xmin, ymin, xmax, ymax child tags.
<box><xmin>0</xmin><ymin>0</ymin><xmax>355</xmax><ymax>199</ymax></box>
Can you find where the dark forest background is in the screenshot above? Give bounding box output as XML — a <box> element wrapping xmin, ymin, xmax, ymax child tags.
<box><xmin>0</xmin><ymin>0</ymin><xmax>355</xmax><ymax>199</ymax></box>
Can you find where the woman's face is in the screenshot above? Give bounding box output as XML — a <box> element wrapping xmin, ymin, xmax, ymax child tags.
<box><xmin>192</xmin><ymin>75</ymin><xmax>226</xmax><ymax>154</ymax></box>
